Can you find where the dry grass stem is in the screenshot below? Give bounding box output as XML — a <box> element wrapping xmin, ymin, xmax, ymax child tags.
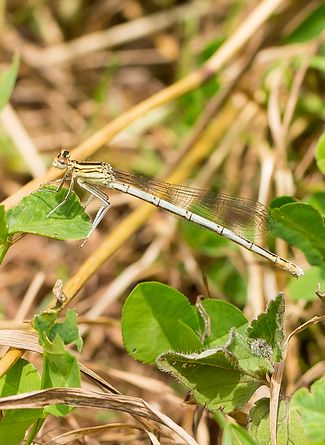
<box><xmin>14</xmin><ymin>271</ymin><xmax>45</xmax><ymax>322</ymax></box>
<box><xmin>43</xmin><ymin>422</ymin><xmax>152</xmax><ymax>445</ymax></box>
<box><xmin>4</xmin><ymin>1</ymin><xmax>212</xmax><ymax>68</ymax></box>
<box><xmin>0</xmin><ymin>104</ymin><xmax>46</xmax><ymax>177</ymax></box>
<box><xmin>0</xmin><ymin>387</ymin><xmax>195</xmax><ymax>444</ymax></box>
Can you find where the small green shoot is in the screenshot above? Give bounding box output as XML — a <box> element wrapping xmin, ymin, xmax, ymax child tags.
<box><xmin>33</xmin><ymin>308</ymin><xmax>82</xmax><ymax>416</ymax></box>
<box><xmin>0</xmin><ymin>309</ymin><xmax>84</xmax><ymax>445</ymax></box>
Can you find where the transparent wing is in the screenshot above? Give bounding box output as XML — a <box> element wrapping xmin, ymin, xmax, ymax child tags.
<box><xmin>113</xmin><ymin>169</ymin><xmax>274</xmax><ymax>240</ymax></box>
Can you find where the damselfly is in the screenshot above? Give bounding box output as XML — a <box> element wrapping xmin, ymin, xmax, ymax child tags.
<box><xmin>50</xmin><ymin>150</ymin><xmax>303</xmax><ymax>278</ymax></box>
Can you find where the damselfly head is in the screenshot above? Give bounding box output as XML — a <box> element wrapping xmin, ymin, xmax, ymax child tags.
<box><xmin>52</xmin><ymin>150</ymin><xmax>71</xmax><ymax>169</ymax></box>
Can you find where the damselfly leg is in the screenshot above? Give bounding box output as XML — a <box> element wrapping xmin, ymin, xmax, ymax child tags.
<box><xmin>47</xmin><ymin>177</ymin><xmax>111</xmax><ymax>245</ymax></box>
<box><xmin>76</xmin><ymin>179</ymin><xmax>111</xmax><ymax>246</ymax></box>
<box><xmin>40</xmin><ymin>171</ymin><xmax>71</xmax><ymax>192</ymax></box>
<box><xmin>47</xmin><ymin>174</ymin><xmax>75</xmax><ymax>217</ymax></box>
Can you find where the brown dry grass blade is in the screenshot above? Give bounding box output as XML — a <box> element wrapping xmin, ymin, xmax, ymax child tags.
<box><xmin>0</xmin><ymin>387</ymin><xmax>198</xmax><ymax>445</ymax></box>
<box><xmin>0</xmin><ymin>387</ymin><xmax>161</xmax><ymax>420</ymax></box>
<box><xmin>43</xmin><ymin>422</ymin><xmax>156</xmax><ymax>445</ymax></box>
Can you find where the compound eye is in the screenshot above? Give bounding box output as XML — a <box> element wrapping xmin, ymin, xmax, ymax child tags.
<box><xmin>62</xmin><ymin>150</ymin><xmax>71</xmax><ymax>158</ymax></box>
<box><xmin>55</xmin><ymin>150</ymin><xmax>71</xmax><ymax>165</ymax></box>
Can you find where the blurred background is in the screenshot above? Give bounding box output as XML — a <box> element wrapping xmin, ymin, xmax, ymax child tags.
<box><xmin>0</xmin><ymin>0</ymin><xmax>324</xmax><ymax>443</ymax></box>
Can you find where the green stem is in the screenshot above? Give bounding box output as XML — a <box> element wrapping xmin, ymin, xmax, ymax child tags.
<box><xmin>25</xmin><ymin>417</ymin><xmax>46</xmax><ymax>445</ymax></box>
<box><xmin>0</xmin><ymin>243</ymin><xmax>9</xmax><ymax>264</ymax></box>
<box><xmin>213</xmin><ymin>410</ymin><xmax>227</xmax><ymax>427</ymax></box>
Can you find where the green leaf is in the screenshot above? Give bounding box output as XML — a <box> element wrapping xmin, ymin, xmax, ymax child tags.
<box><xmin>0</xmin><ymin>205</ymin><xmax>8</xmax><ymax>243</ymax></box>
<box><xmin>33</xmin><ymin>311</ymin><xmax>57</xmax><ymax>346</ymax></box>
<box><xmin>316</xmin><ymin>132</ymin><xmax>325</xmax><ymax>175</ymax></box>
<box><xmin>288</xmin><ymin>266</ymin><xmax>325</xmax><ymax>301</ymax></box>
<box><xmin>271</xmin><ymin>196</ymin><xmax>296</xmax><ymax>207</ymax></box>
<box><xmin>34</xmin><ymin>309</ymin><xmax>83</xmax><ymax>352</ymax></box>
<box><xmin>0</xmin><ymin>359</ymin><xmax>42</xmax><ymax>445</ymax></box>
<box><xmin>157</xmin><ymin>348</ymin><xmax>262</xmax><ymax>413</ymax></box>
<box><xmin>122</xmin><ymin>282</ymin><xmax>202</xmax><ymax>363</ymax></box>
<box><xmin>7</xmin><ymin>187</ymin><xmax>91</xmax><ymax>240</ymax></box>
<box><xmin>0</xmin><ymin>359</ymin><xmax>41</xmax><ymax>397</ymax></box>
<box><xmin>223</xmin><ymin>422</ymin><xmax>258</xmax><ymax>445</ymax></box>
<box><xmin>271</xmin><ymin>201</ymin><xmax>325</xmax><ymax>267</ymax></box>
<box><xmin>51</xmin><ymin>310</ymin><xmax>83</xmax><ymax>352</ymax></box>
<box><xmin>249</xmin><ymin>398</ymin><xmax>307</xmax><ymax>445</ymax></box>
<box><xmin>34</xmin><ymin>309</ymin><xmax>81</xmax><ymax>417</ymax></box>
<box><xmin>283</xmin><ymin>5</ymin><xmax>325</xmax><ymax>43</ymax></box>
<box><xmin>309</xmin><ymin>192</ymin><xmax>325</xmax><ymax>215</ymax></box>
<box><xmin>0</xmin><ymin>206</ymin><xmax>9</xmax><ymax>263</ymax></box>
<box><xmin>202</xmin><ymin>299</ymin><xmax>248</xmax><ymax>347</ymax></box>
<box><xmin>292</xmin><ymin>378</ymin><xmax>325</xmax><ymax>443</ymax></box>
<box><xmin>0</xmin><ymin>54</ymin><xmax>20</xmax><ymax>112</ymax></box>
<box><xmin>246</xmin><ymin>295</ymin><xmax>285</xmax><ymax>362</ymax></box>
<box><xmin>227</xmin><ymin>330</ymin><xmax>274</xmax><ymax>375</ymax></box>
<box><xmin>0</xmin><ymin>411</ymin><xmax>43</xmax><ymax>445</ymax></box>
<box><xmin>42</xmin><ymin>343</ymin><xmax>81</xmax><ymax>416</ymax></box>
